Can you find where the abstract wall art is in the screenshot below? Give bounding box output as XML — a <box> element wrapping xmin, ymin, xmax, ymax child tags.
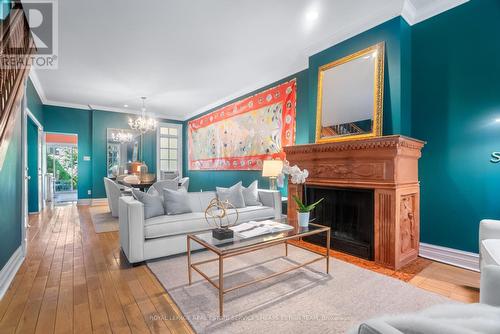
<box><xmin>188</xmin><ymin>79</ymin><xmax>296</xmax><ymax>170</ymax></box>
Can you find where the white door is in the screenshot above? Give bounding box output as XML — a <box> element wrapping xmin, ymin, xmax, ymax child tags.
<box><xmin>21</xmin><ymin>97</ymin><xmax>29</xmax><ymax>255</ymax></box>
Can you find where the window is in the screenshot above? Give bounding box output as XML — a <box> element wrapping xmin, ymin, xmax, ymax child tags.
<box><xmin>157</xmin><ymin>123</ymin><xmax>182</xmax><ymax>178</ymax></box>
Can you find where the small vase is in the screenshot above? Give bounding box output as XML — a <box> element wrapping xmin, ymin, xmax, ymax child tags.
<box><xmin>297</xmin><ymin>212</ymin><xmax>310</xmax><ymax>227</ymax></box>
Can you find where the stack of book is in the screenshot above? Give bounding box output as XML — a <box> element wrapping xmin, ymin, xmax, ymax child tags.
<box><xmin>230</xmin><ymin>220</ymin><xmax>293</xmax><ymax>239</ymax></box>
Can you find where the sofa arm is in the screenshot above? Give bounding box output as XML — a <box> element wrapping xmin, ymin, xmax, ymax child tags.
<box><xmin>258</xmin><ymin>189</ymin><xmax>282</xmax><ymax>220</ymax></box>
<box><xmin>479</xmin><ymin>219</ymin><xmax>500</xmax><ymax>242</ymax></box>
<box><xmin>119</xmin><ymin>196</ymin><xmax>145</xmax><ymax>263</ymax></box>
<box><xmin>480</xmin><ymin>265</ymin><xmax>500</xmax><ymax>307</ymax></box>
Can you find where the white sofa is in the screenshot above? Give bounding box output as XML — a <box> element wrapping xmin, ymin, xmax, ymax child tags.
<box><xmin>118</xmin><ymin>189</ymin><xmax>282</xmax><ymax>263</ymax></box>
<box><xmin>479</xmin><ymin>219</ymin><xmax>500</xmax><ymax>306</ymax></box>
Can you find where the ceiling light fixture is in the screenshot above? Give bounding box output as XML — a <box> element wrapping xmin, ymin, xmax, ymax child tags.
<box><xmin>305</xmin><ymin>10</ymin><xmax>319</xmax><ymax>21</ymax></box>
<box><xmin>124</xmin><ymin>104</ymin><xmax>128</xmax><ymax>108</ymax></box>
<box><xmin>128</xmin><ymin>97</ymin><xmax>157</xmax><ymax>134</ymax></box>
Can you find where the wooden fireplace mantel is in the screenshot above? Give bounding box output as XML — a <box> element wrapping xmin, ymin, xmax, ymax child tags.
<box><xmin>284</xmin><ymin>135</ymin><xmax>425</xmax><ymax>269</ymax></box>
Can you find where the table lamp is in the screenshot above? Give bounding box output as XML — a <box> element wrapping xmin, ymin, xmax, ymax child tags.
<box><xmin>262</xmin><ymin>159</ymin><xmax>283</xmax><ymax>190</ymax></box>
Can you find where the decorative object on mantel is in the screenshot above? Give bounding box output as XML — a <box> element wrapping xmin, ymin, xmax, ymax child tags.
<box><xmin>316</xmin><ymin>42</ymin><xmax>385</xmax><ymax>143</ymax></box>
<box><xmin>284</xmin><ymin>135</ymin><xmax>425</xmax><ymax>270</ymax></box>
<box><xmin>292</xmin><ymin>195</ymin><xmax>324</xmax><ymax>227</ymax></box>
<box><xmin>188</xmin><ymin>79</ymin><xmax>296</xmax><ymax>170</ymax></box>
<box><xmin>204</xmin><ymin>198</ymin><xmax>239</xmax><ymax>240</ymax></box>
<box><xmin>262</xmin><ymin>159</ymin><xmax>283</xmax><ymax>190</ymax></box>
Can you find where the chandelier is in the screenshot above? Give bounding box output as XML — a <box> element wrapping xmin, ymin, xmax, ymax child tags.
<box><xmin>128</xmin><ymin>97</ymin><xmax>157</xmax><ymax>133</ymax></box>
<box><xmin>111</xmin><ymin>131</ymin><xmax>133</xmax><ymax>143</ymax></box>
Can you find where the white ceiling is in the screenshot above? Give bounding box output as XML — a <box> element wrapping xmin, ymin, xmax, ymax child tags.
<box><xmin>29</xmin><ymin>0</ymin><xmax>468</xmax><ymax>120</ymax></box>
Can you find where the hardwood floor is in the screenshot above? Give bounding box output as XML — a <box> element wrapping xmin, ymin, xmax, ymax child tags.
<box><xmin>0</xmin><ymin>204</ymin><xmax>193</xmax><ymax>334</ymax></box>
<box><xmin>0</xmin><ymin>204</ymin><xmax>479</xmax><ymax>333</ymax></box>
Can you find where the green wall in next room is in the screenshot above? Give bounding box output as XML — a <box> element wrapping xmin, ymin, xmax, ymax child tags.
<box><xmin>43</xmin><ymin>105</ymin><xmax>93</xmax><ymax>199</ymax></box>
<box><xmin>183</xmin><ymin>69</ymin><xmax>309</xmax><ymax>195</ymax></box>
<box><xmin>411</xmin><ymin>0</ymin><xmax>500</xmax><ymax>253</ymax></box>
<box><xmin>42</xmin><ymin>104</ymin><xmax>182</xmax><ymax>200</ymax></box>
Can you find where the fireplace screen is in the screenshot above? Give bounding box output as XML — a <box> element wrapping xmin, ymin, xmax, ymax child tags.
<box><xmin>304</xmin><ymin>186</ymin><xmax>374</xmax><ymax>260</ymax></box>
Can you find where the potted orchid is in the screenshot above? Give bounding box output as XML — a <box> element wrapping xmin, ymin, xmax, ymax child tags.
<box><xmin>280</xmin><ymin>161</ymin><xmax>324</xmax><ymax>227</ymax></box>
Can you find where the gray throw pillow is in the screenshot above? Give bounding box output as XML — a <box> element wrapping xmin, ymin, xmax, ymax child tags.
<box><xmin>163</xmin><ymin>188</ymin><xmax>192</xmax><ymax>215</ymax></box>
<box><xmin>132</xmin><ymin>189</ymin><xmax>164</xmax><ymax>219</ymax></box>
<box><xmin>216</xmin><ymin>182</ymin><xmax>246</xmax><ymax>208</ymax></box>
<box><xmin>242</xmin><ymin>180</ymin><xmax>261</xmax><ymax>206</ymax></box>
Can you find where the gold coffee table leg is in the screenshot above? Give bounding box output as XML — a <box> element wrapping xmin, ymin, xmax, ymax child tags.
<box><xmin>326</xmin><ymin>230</ymin><xmax>330</xmax><ymax>274</ymax></box>
<box><xmin>285</xmin><ymin>241</ymin><xmax>288</xmax><ymax>257</ymax></box>
<box><xmin>187</xmin><ymin>236</ymin><xmax>192</xmax><ymax>285</ymax></box>
<box><xmin>219</xmin><ymin>255</ymin><xmax>224</xmax><ymax>317</ymax></box>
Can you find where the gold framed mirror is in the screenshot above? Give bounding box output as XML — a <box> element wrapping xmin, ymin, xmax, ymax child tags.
<box><xmin>315</xmin><ymin>42</ymin><xmax>385</xmax><ymax>143</ymax></box>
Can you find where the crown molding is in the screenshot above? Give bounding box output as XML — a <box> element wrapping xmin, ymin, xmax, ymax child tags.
<box><xmin>402</xmin><ymin>0</ymin><xmax>469</xmax><ymax>25</ymax></box>
<box><xmin>29</xmin><ymin>69</ymin><xmax>48</xmax><ymax>104</ymax></box>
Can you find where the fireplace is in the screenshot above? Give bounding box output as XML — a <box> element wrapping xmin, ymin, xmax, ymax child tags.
<box><xmin>304</xmin><ymin>186</ymin><xmax>374</xmax><ymax>260</ymax></box>
<box><xmin>284</xmin><ymin>135</ymin><xmax>425</xmax><ymax>269</ymax></box>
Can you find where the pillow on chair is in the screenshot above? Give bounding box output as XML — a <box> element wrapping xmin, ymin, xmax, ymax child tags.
<box><xmin>131</xmin><ymin>189</ymin><xmax>164</xmax><ymax>219</ymax></box>
<box><xmin>242</xmin><ymin>180</ymin><xmax>261</xmax><ymax>206</ymax></box>
<box><xmin>163</xmin><ymin>188</ymin><xmax>192</xmax><ymax>215</ymax></box>
<box><xmin>216</xmin><ymin>182</ymin><xmax>246</xmax><ymax>208</ymax></box>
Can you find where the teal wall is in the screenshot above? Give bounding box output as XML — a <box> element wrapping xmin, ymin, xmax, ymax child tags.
<box><xmin>0</xmin><ymin>0</ymin><xmax>10</xmax><ymax>20</ymax></box>
<box><xmin>27</xmin><ymin>79</ymin><xmax>44</xmax><ymax>125</ymax></box>
<box><xmin>42</xmin><ymin>105</ymin><xmax>180</xmax><ymax>199</ymax></box>
<box><xmin>0</xmin><ymin>109</ymin><xmax>23</xmax><ymax>269</ymax></box>
<box><xmin>309</xmin><ymin>17</ymin><xmax>412</xmax><ymax>139</ymax></box>
<box><xmin>183</xmin><ymin>70</ymin><xmax>309</xmax><ymax>194</ymax></box>
<box><xmin>411</xmin><ymin>0</ymin><xmax>500</xmax><ymax>253</ymax></box>
<box><xmin>43</xmin><ymin>105</ymin><xmax>93</xmax><ymax>199</ymax></box>
<box><xmin>27</xmin><ymin>117</ymin><xmax>39</xmax><ymax>212</ymax></box>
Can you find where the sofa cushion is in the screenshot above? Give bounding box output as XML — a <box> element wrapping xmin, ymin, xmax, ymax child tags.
<box><xmin>187</xmin><ymin>191</ymin><xmax>216</xmax><ymax>212</ymax></box>
<box><xmin>226</xmin><ymin>205</ymin><xmax>276</xmax><ymax>223</ymax></box>
<box><xmin>481</xmin><ymin>239</ymin><xmax>500</xmax><ymax>266</ymax></box>
<box><xmin>163</xmin><ymin>188</ymin><xmax>192</xmax><ymax>215</ymax></box>
<box><xmin>144</xmin><ymin>212</ymin><xmax>209</xmax><ymax>239</ymax></box>
<box><xmin>242</xmin><ymin>181</ymin><xmax>262</xmax><ymax>206</ymax></box>
<box><xmin>131</xmin><ymin>189</ymin><xmax>164</xmax><ymax>219</ymax></box>
<box><xmin>143</xmin><ymin>205</ymin><xmax>276</xmax><ymax>239</ymax></box>
<box><xmin>216</xmin><ymin>182</ymin><xmax>246</xmax><ymax>208</ymax></box>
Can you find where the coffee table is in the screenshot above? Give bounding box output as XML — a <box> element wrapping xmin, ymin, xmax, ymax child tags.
<box><xmin>186</xmin><ymin>220</ymin><xmax>330</xmax><ymax>316</ymax></box>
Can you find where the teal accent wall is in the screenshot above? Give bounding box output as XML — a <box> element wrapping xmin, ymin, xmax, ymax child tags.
<box><xmin>411</xmin><ymin>0</ymin><xmax>500</xmax><ymax>253</ymax></box>
<box><xmin>42</xmin><ymin>105</ymin><xmax>180</xmax><ymax>199</ymax></box>
<box><xmin>27</xmin><ymin>117</ymin><xmax>39</xmax><ymax>212</ymax></box>
<box><xmin>183</xmin><ymin>70</ymin><xmax>309</xmax><ymax>194</ymax></box>
<box><xmin>27</xmin><ymin>79</ymin><xmax>44</xmax><ymax>125</ymax></box>
<box><xmin>0</xmin><ymin>0</ymin><xmax>11</xmax><ymax>20</ymax></box>
<box><xmin>43</xmin><ymin>105</ymin><xmax>93</xmax><ymax>199</ymax></box>
<box><xmin>309</xmin><ymin>17</ymin><xmax>412</xmax><ymax>139</ymax></box>
<box><xmin>0</xmin><ymin>110</ymin><xmax>23</xmax><ymax>269</ymax></box>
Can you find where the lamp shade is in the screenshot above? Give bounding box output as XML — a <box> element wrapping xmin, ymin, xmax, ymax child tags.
<box><xmin>262</xmin><ymin>160</ymin><xmax>283</xmax><ymax>177</ymax></box>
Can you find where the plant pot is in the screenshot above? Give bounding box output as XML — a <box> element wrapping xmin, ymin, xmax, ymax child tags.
<box><xmin>297</xmin><ymin>212</ymin><xmax>310</xmax><ymax>227</ymax></box>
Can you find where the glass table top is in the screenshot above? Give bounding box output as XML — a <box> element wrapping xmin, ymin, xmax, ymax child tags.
<box><xmin>189</xmin><ymin>218</ymin><xmax>329</xmax><ymax>253</ymax></box>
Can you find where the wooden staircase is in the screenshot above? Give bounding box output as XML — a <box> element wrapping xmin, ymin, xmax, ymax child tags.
<box><xmin>0</xmin><ymin>4</ymin><xmax>35</xmax><ymax>169</ymax></box>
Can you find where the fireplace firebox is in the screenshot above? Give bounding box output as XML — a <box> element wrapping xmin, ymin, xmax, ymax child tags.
<box><xmin>304</xmin><ymin>186</ymin><xmax>374</xmax><ymax>260</ymax></box>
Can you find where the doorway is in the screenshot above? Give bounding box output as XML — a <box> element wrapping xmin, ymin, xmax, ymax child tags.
<box><xmin>46</xmin><ymin>133</ymin><xmax>78</xmax><ymax>203</ymax></box>
<box><xmin>26</xmin><ymin>113</ymin><xmax>43</xmax><ymax>214</ymax></box>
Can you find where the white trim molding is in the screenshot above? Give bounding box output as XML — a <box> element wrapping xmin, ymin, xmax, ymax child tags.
<box><xmin>0</xmin><ymin>246</ymin><xmax>25</xmax><ymax>300</ymax></box>
<box><xmin>419</xmin><ymin>242</ymin><xmax>479</xmax><ymax>272</ymax></box>
<box><xmin>402</xmin><ymin>0</ymin><xmax>469</xmax><ymax>25</ymax></box>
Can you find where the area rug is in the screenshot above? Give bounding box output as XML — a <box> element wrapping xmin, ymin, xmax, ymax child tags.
<box><xmin>89</xmin><ymin>205</ymin><xmax>119</xmax><ymax>233</ymax></box>
<box><xmin>147</xmin><ymin>244</ymin><xmax>454</xmax><ymax>334</ymax></box>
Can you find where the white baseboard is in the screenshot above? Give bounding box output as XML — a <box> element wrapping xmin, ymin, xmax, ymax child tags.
<box><xmin>0</xmin><ymin>246</ymin><xmax>25</xmax><ymax>300</ymax></box>
<box><xmin>419</xmin><ymin>242</ymin><xmax>479</xmax><ymax>272</ymax></box>
<box><xmin>77</xmin><ymin>198</ymin><xmax>107</xmax><ymax>206</ymax></box>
